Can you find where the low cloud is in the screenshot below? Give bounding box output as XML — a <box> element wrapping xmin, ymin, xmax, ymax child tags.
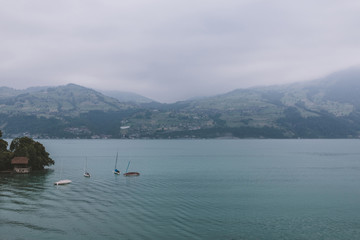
<box><xmin>1</xmin><ymin>0</ymin><xmax>360</xmax><ymax>102</ymax></box>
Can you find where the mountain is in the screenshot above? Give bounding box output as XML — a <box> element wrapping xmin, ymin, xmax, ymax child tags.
<box><xmin>0</xmin><ymin>84</ymin><xmax>134</xmax><ymax>116</ymax></box>
<box><xmin>0</xmin><ymin>87</ymin><xmax>24</xmax><ymax>99</ymax></box>
<box><xmin>99</xmin><ymin>90</ymin><xmax>154</xmax><ymax>103</ymax></box>
<box><xmin>0</xmin><ymin>84</ymin><xmax>138</xmax><ymax>138</ymax></box>
<box><xmin>120</xmin><ymin>67</ymin><xmax>360</xmax><ymax>138</ymax></box>
<box><xmin>2</xmin><ymin>68</ymin><xmax>360</xmax><ymax>139</ymax></box>
<box><xmin>0</xmin><ymin>86</ymin><xmax>50</xmax><ymax>99</ymax></box>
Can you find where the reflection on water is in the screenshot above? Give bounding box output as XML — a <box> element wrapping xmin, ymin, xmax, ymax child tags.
<box><xmin>0</xmin><ymin>170</ymin><xmax>53</xmax><ymax>200</ymax></box>
<box><xmin>2</xmin><ymin>139</ymin><xmax>360</xmax><ymax>239</ymax></box>
<box><xmin>0</xmin><ymin>170</ymin><xmax>62</xmax><ymax>236</ymax></box>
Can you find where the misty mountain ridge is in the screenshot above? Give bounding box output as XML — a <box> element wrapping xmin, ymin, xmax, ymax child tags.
<box><xmin>99</xmin><ymin>90</ymin><xmax>154</xmax><ymax>104</ymax></box>
<box><xmin>0</xmin><ymin>84</ymin><xmax>152</xmax><ymax>105</ymax></box>
<box><xmin>1</xmin><ymin>67</ymin><xmax>360</xmax><ymax>138</ymax></box>
<box><xmin>0</xmin><ymin>84</ymin><xmax>136</xmax><ymax>117</ymax></box>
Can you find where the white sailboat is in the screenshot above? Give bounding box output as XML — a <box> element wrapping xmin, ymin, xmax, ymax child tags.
<box><xmin>83</xmin><ymin>157</ymin><xmax>91</xmax><ymax>177</ymax></box>
<box><xmin>54</xmin><ymin>159</ymin><xmax>72</xmax><ymax>185</ymax></box>
<box><xmin>114</xmin><ymin>152</ymin><xmax>120</xmax><ymax>175</ymax></box>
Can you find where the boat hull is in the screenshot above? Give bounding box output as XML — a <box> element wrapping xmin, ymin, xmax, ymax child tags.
<box><xmin>54</xmin><ymin>179</ymin><xmax>72</xmax><ymax>185</ymax></box>
<box><xmin>123</xmin><ymin>172</ymin><xmax>140</xmax><ymax>177</ymax></box>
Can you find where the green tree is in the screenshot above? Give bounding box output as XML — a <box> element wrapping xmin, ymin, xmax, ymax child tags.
<box><xmin>0</xmin><ymin>130</ymin><xmax>12</xmax><ymax>171</ymax></box>
<box><xmin>10</xmin><ymin>137</ymin><xmax>55</xmax><ymax>170</ymax></box>
<box><xmin>0</xmin><ymin>130</ymin><xmax>8</xmax><ymax>151</ymax></box>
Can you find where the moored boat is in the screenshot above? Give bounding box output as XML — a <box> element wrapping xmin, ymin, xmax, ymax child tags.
<box><xmin>114</xmin><ymin>152</ymin><xmax>120</xmax><ymax>175</ymax></box>
<box><xmin>55</xmin><ymin>159</ymin><xmax>71</xmax><ymax>186</ymax></box>
<box><xmin>54</xmin><ymin>179</ymin><xmax>72</xmax><ymax>185</ymax></box>
<box><xmin>123</xmin><ymin>160</ymin><xmax>140</xmax><ymax>177</ymax></box>
<box><xmin>84</xmin><ymin>157</ymin><xmax>91</xmax><ymax>177</ymax></box>
<box><xmin>123</xmin><ymin>172</ymin><xmax>140</xmax><ymax>177</ymax></box>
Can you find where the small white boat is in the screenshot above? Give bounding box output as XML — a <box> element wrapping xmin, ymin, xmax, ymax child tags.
<box><xmin>54</xmin><ymin>179</ymin><xmax>72</xmax><ymax>185</ymax></box>
<box><xmin>83</xmin><ymin>157</ymin><xmax>91</xmax><ymax>177</ymax></box>
<box><xmin>55</xmin><ymin>159</ymin><xmax>71</xmax><ymax>185</ymax></box>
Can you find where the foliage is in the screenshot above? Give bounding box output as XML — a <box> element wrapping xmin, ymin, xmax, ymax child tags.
<box><xmin>0</xmin><ymin>130</ymin><xmax>7</xmax><ymax>151</ymax></box>
<box><xmin>0</xmin><ymin>151</ymin><xmax>12</xmax><ymax>171</ymax></box>
<box><xmin>2</xmin><ymin>114</ymin><xmax>66</xmax><ymax>137</ymax></box>
<box><xmin>0</xmin><ymin>131</ymin><xmax>54</xmax><ymax>171</ymax></box>
<box><xmin>0</xmin><ymin>130</ymin><xmax>12</xmax><ymax>171</ymax></box>
<box><xmin>10</xmin><ymin>137</ymin><xmax>54</xmax><ymax>170</ymax></box>
<box><xmin>148</xmin><ymin>126</ymin><xmax>285</xmax><ymax>139</ymax></box>
<box><xmin>277</xmin><ymin>107</ymin><xmax>358</xmax><ymax>138</ymax></box>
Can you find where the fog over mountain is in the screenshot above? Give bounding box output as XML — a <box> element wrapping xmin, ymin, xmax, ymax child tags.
<box><xmin>99</xmin><ymin>90</ymin><xmax>154</xmax><ymax>104</ymax></box>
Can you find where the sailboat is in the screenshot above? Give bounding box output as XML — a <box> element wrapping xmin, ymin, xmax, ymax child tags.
<box><xmin>123</xmin><ymin>160</ymin><xmax>140</xmax><ymax>177</ymax></box>
<box><xmin>54</xmin><ymin>159</ymin><xmax>72</xmax><ymax>185</ymax></box>
<box><xmin>114</xmin><ymin>152</ymin><xmax>120</xmax><ymax>175</ymax></box>
<box><xmin>83</xmin><ymin>157</ymin><xmax>91</xmax><ymax>178</ymax></box>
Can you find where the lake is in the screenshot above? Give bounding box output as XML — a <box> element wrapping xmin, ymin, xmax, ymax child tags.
<box><xmin>1</xmin><ymin>139</ymin><xmax>360</xmax><ymax>239</ymax></box>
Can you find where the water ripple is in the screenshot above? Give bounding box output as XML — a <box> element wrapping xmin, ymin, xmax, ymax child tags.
<box><xmin>3</xmin><ymin>139</ymin><xmax>360</xmax><ymax>239</ymax></box>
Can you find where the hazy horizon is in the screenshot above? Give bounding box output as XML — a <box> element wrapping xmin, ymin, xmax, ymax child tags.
<box><xmin>1</xmin><ymin>65</ymin><xmax>360</xmax><ymax>103</ymax></box>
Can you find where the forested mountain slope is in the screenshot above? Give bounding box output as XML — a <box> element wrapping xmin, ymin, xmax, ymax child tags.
<box><xmin>1</xmin><ymin>68</ymin><xmax>360</xmax><ymax>138</ymax></box>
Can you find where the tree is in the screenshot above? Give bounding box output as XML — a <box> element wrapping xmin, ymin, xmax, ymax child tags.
<box><xmin>10</xmin><ymin>137</ymin><xmax>54</xmax><ymax>170</ymax></box>
<box><xmin>0</xmin><ymin>130</ymin><xmax>11</xmax><ymax>171</ymax></box>
<box><xmin>0</xmin><ymin>130</ymin><xmax>8</xmax><ymax>152</ymax></box>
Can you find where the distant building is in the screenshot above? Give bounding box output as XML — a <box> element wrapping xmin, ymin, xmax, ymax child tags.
<box><xmin>11</xmin><ymin>157</ymin><xmax>31</xmax><ymax>173</ymax></box>
<box><xmin>120</xmin><ymin>126</ymin><xmax>131</xmax><ymax>138</ymax></box>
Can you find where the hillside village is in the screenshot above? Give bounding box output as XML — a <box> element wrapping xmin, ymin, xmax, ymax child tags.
<box><xmin>1</xmin><ymin>68</ymin><xmax>360</xmax><ymax>139</ymax></box>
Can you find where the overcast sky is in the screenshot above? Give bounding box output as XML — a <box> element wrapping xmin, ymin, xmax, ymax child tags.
<box><xmin>1</xmin><ymin>0</ymin><xmax>360</xmax><ymax>102</ymax></box>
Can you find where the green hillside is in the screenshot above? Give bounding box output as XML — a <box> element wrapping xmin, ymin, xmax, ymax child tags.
<box><xmin>122</xmin><ymin>68</ymin><xmax>360</xmax><ymax>138</ymax></box>
<box><xmin>1</xmin><ymin>68</ymin><xmax>360</xmax><ymax>139</ymax></box>
<box><xmin>0</xmin><ymin>84</ymin><xmax>137</xmax><ymax>138</ymax></box>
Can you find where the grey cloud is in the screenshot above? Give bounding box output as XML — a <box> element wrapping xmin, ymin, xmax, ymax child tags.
<box><xmin>1</xmin><ymin>0</ymin><xmax>360</xmax><ymax>102</ymax></box>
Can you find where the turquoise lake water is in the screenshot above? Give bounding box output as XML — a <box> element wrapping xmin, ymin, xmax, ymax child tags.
<box><xmin>2</xmin><ymin>139</ymin><xmax>360</xmax><ymax>239</ymax></box>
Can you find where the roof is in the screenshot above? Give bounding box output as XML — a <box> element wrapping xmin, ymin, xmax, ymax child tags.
<box><xmin>11</xmin><ymin>157</ymin><xmax>29</xmax><ymax>165</ymax></box>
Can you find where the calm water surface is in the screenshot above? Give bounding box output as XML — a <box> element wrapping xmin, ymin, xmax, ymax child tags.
<box><xmin>2</xmin><ymin>139</ymin><xmax>360</xmax><ymax>239</ymax></box>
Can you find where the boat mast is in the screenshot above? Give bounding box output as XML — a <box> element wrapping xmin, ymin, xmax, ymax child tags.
<box><xmin>60</xmin><ymin>159</ymin><xmax>63</xmax><ymax>179</ymax></box>
<box><xmin>115</xmin><ymin>152</ymin><xmax>118</xmax><ymax>169</ymax></box>
<box><xmin>125</xmin><ymin>160</ymin><xmax>131</xmax><ymax>173</ymax></box>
